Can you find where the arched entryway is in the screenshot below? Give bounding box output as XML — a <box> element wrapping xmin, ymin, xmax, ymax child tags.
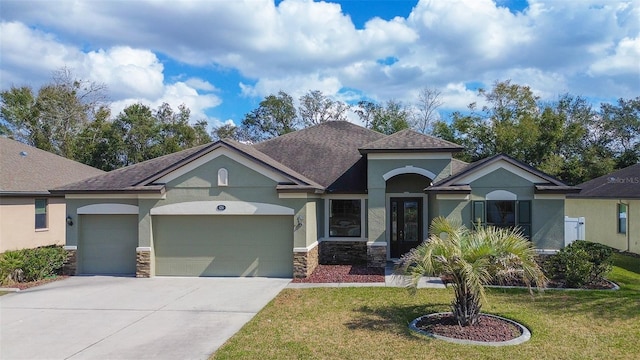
<box><xmin>385</xmin><ymin>173</ymin><xmax>432</xmax><ymax>258</ymax></box>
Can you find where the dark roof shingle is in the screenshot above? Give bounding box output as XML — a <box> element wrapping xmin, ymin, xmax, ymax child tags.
<box><xmin>359</xmin><ymin>129</ymin><xmax>463</xmax><ymax>153</ymax></box>
<box><xmin>0</xmin><ymin>137</ymin><xmax>104</xmax><ymax>195</ymax></box>
<box><xmin>254</xmin><ymin>121</ymin><xmax>385</xmax><ymax>192</ymax></box>
<box><xmin>569</xmin><ymin>163</ymin><xmax>640</xmax><ymax>199</ymax></box>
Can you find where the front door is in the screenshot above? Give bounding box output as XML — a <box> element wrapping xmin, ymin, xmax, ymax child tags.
<box><xmin>390</xmin><ymin>198</ymin><xmax>423</xmax><ymax>258</ymax></box>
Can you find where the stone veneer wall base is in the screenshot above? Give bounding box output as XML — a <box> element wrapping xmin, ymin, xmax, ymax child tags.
<box><xmin>293</xmin><ymin>244</ymin><xmax>319</xmax><ymax>278</ymax></box>
<box><xmin>319</xmin><ymin>241</ymin><xmax>367</xmax><ymax>265</ymax></box>
<box><xmin>136</xmin><ymin>249</ymin><xmax>151</xmax><ymax>278</ymax></box>
<box><xmin>62</xmin><ymin>248</ymin><xmax>77</xmax><ymax>276</ymax></box>
<box><xmin>367</xmin><ymin>244</ymin><xmax>387</xmax><ymax>268</ymax></box>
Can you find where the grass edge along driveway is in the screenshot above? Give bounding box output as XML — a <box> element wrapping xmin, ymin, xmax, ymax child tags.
<box><xmin>213</xmin><ymin>253</ymin><xmax>640</xmax><ymax>360</ymax></box>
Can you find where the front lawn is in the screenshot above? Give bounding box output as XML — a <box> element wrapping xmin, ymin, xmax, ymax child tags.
<box><xmin>213</xmin><ymin>253</ymin><xmax>640</xmax><ymax>359</ymax></box>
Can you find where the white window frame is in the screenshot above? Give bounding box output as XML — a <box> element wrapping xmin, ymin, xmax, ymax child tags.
<box><xmin>35</xmin><ymin>198</ymin><xmax>48</xmax><ymax>231</ymax></box>
<box><xmin>618</xmin><ymin>203</ymin><xmax>628</xmax><ymax>235</ymax></box>
<box><xmin>217</xmin><ymin>168</ymin><xmax>228</xmax><ymax>186</ymax></box>
<box><xmin>324</xmin><ymin>195</ymin><xmax>366</xmax><ymax>240</ymax></box>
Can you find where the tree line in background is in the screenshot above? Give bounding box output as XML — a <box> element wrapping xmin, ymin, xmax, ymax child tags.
<box><xmin>0</xmin><ymin>68</ymin><xmax>211</xmax><ymax>171</ymax></box>
<box><xmin>1</xmin><ymin>69</ymin><xmax>638</xmax><ymax>184</ymax></box>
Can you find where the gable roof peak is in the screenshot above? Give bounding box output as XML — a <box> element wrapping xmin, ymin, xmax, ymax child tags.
<box><xmin>359</xmin><ymin>128</ymin><xmax>464</xmax><ymax>153</ymax></box>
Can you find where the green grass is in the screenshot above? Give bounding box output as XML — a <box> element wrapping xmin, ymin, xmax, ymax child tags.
<box><xmin>213</xmin><ymin>254</ymin><xmax>640</xmax><ymax>360</ymax></box>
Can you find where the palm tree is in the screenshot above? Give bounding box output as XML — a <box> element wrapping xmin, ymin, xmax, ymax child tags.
<box><xmin>395</xmin><ymin>217</ymin><xmax>546</xmax><ymax>327</ymax></box>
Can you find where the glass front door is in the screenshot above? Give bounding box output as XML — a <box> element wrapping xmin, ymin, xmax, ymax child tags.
<box><xmin>390</xmin><ymin>198</ymin><xmax>423</xmax><ymax>258</ymax></box>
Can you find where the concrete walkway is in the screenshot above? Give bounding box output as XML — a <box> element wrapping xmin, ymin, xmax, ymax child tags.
<box><xmin>286</xmin><ymin>263</ymin><xmax>446</xmax><ymax>289</ymax></box>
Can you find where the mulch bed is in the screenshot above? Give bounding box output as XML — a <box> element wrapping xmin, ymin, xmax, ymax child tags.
<box><xmin>2</xmin><ymin>276</ymin><xmax>68</xmax><ymax>290</ymax></box>
<box><xmin>291</xmin><ymin>265</ymin><xmax>385</xmax><ymax>283</ymax></box>
<box><xmin>415</xmin><ymin>313</ymin><xmax>522</xmax><ymax>342</ymax></box>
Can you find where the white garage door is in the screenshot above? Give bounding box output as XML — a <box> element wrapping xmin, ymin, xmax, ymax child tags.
<box><xmin>153</xmin><ymin>215</ymin><xmax>293</xmax><ymax>277</ymax></box>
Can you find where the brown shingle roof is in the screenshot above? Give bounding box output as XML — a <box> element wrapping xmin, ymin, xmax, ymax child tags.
<box><xmin>254</xmin><ymin>121</ymin><xmax>385</xmax><ymax>192</ymax></box>
<box><xmin>568</xmin><ymin>163</ymin><xmax>640</xmax><ymax>199</ymax></box>
<box><xmin>54</xmin><ymin>139</ymin><xmax>323</xmax><ymax>193</ymax></box>
<box><xmin>359</xmin><ymin>129</ymin><xmax>464</xmax><ymax>153</ymax></box>
<box><xmin>54</xmin><ymin>142</ymin><xmax>212</xmax><ymax>193</ymax></box>
<box><xmin>0</xmin><ymin>137</ymin><xmax>104</xmax><ymax>195</ymax></box>
<box><xmin>54</xmin><ymin>122</ymin><xmax>477</xmax><ymax>194</ymax></box>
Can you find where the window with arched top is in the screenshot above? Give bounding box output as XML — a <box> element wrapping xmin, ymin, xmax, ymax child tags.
<box><xmin>217</xmin><ymin>168</ymin><xmax>228</xmax><ymax>186</ymax></box>
<box><xmin>472</xmin><ymin>190</ymin><xmax>531</xmax><ymax>239</ymax></box>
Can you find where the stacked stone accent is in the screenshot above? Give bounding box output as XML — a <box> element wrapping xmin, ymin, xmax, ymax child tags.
<box><xmin>367</xmin><ymin>244</ymin><xmax>387</xmax><ymax>268</ymax></box>
<box><xmin>293</xmin><ymin>244</ymin><xmax>319</xmax><ymax>278</ymax></box>
<box><xmin>136</xmin><ymin>249</ymin><xmax>151</xmax><ymax>278</ymax></box>
<box><xmin>319</xmin><ymin>241</ymin><xmax>367</xmax><ymax>265</ymax></box>
<box><xmin>62</xmin><ymin>247</ymin><xmax>77</xmax><ymax>276</ymax></box>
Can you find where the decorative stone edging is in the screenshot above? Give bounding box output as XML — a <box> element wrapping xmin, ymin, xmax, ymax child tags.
<box><xmin>409</xmin><ymin>312</ymin><xmax>531</xmax><ymax>346</ymax></box>
<box><xmin>486</xmin><ymin>279</ymin><xmax>619</xmax><ymax>291</ymax></box>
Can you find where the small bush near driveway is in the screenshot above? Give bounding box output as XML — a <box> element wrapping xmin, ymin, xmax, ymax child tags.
<box><xmin>0</xmin><ymin>246</ymin><xmax>67</xmax><ymax>285</ymax></box>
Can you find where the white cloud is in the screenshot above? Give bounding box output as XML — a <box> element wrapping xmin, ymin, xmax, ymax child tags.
<box><xmin>589</xmin><ymin>37</ymin><xmax>640</xmax><ymax>76</ymax></box>
<box><xmin>0</xmin><ymin>22</ymin><xmax>221</xmax><ymax>126</ymax></box>
<box><xmin>2</xmin><ymin>0</ymin><xmax>639</xmax><ymax>125</ymax></box>
<box><xmin>81</xmin><ymin>47</ymin><xmax>165</xmax><ymax>99</ymax></box>
<box><xmin>0</xmin><ymin>21</ymin><xmax>83</xmax><ymax>86</ymax></box>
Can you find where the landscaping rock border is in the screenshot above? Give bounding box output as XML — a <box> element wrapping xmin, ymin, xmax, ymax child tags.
<box><xmin>409</xmin><ymin>312</ymin><xmax>531</xmax><ymax>346</ymax></box>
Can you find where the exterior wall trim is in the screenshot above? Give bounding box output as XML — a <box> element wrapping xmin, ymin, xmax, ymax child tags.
<box><xmin>535</xmin><ymin>194</ymin><xmax>566</xmax><ymax>200</ymax></box>
<box><xmin>318</xmin><ymin>237</ymin><xmax>368</xmax><ymax>242</ymax></box>
<box><xmin>436</xmin><ymin>194</ymin><xmax>470</xmax><ymax>200</ymax></box>
<box><xmin>293</xmin><ymin>241</ymin><xmax>319</xmax><ymax>252</ymax></box>
<box><xmin>383</xmin><ymin>166</ymin><xmax>437</xmax><ymax>181</ymax></box>
<box><xmin>150</xmin><ymin>200</ymin><xmax>294</xmax><ymax>216</ymax></box>
<box><xmin>367</xmin><ymin>241</ymin><xmax>387</xmax><ymax>246</ymax></box>
<box><xmin>77</xmin><ymin>203</ymin><xmax>139</xmax><ymax>215</ymax></box>
<box><xmin>66</xmin><ymin>194</ymin><xmax>165</xmax><ymax>200</ymax></box>
<box><xmin>279</xmin><ymin>193</ymin><xmax>321</xmax><ymax>199</ymax></box>
<box><xmin>369</xmin><ymin>153</ymin><xmax>452</xmax><ymax>160</ymax></box>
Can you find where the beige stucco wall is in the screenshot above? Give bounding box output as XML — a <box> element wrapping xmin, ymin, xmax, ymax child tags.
<box><xmin>0</xmin><ymin>196</ymin><xmax>66</xmax><ymax>253</ymax></box>
<box><xmin>566</xmin><ymin>198</ymin><xmax>639</xmax><ymax>254</ymax></box>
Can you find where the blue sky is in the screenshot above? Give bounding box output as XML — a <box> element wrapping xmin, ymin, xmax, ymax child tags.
<box><xmin>1</xmin><ymin>0</ymin><xmax>638</xmax><ymax>129</ymax></box>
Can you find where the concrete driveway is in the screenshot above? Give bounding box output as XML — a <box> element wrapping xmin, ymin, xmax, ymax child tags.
<box><xmin>0</xmin><ymin>276</ymin><xmax>290</xmax><ymax>360</ymax></box>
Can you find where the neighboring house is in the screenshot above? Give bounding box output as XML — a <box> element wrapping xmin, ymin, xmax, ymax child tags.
<box><xmin>0</xmin><ymin>137</ymin><xmax>104</xmax><ymax>253</ymax></box>
<box><xmin>53</xmin><ymin>121</ymin><xmax>578</xmax><ymax>278</ymax></box>
<box><xmin>566</xmin><ymin>163</ymin><xmax>640</xmax><ymax>254</ymax></box>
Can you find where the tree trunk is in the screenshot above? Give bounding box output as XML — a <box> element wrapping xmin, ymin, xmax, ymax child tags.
<box><xmin>451</xmin><ymin>286</ymin><xmax>482</xmax><ymax>326</ymax></box>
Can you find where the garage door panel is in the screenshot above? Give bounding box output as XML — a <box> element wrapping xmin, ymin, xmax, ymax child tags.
<box><xmin>79</xmin><ymin>214</ymin><xmax>138</xmax><ymax>275</ymax></box>
<box><xmin>154</xmin><ymin>215</ymin><xmax>293</xmax><ymax>277</ymax></box>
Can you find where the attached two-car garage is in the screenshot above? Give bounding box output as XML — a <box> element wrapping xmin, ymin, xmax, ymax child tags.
<box><xmin>153</xmin><ymin>215</ymin><xmax>293</xmax><ymax>277</ymax></box>
<box><xmin>76</xmin><ymin>201</ymin><xmax>295</xmax><ymax>278</ymax></box>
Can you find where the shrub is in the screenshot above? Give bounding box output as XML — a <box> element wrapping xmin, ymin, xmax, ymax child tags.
<box><xmin>544</xmin><ymin>240</ymin><xmax>614</xmax><ymax>287</ymax></box>
<box><xmin>0</xmin><ymin>246</ymin><xmax>68</xmax><ymax>285</ymax></box>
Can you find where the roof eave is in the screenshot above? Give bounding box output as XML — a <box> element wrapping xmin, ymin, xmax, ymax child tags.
<box><xmin>425</xmin><ymin>185</ymin><xmax>472</xmax><ymax>194</ymax></box>
<box><xmin>359</xmin><ymin>147</ymin><xmax>464</xmax><ymax>155</ymax></box>
<box><xmin>0</xmin><ymin>191</ymin><xmax>59</xmax><ymax>197</ymax></box>
<box><xmin>276</xmin><ymin>184</ymin><xmax>325</xmax><ymax>193</ymax></box>
<box><xmin>50</xmin><ymin>186</ymin><xmax>166</xmax><ymax>195</ymax></box>
<box><xmin>534</xmin><ymin>185</ymin><xmax>582</xmax><ymax>194</ymax></box>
